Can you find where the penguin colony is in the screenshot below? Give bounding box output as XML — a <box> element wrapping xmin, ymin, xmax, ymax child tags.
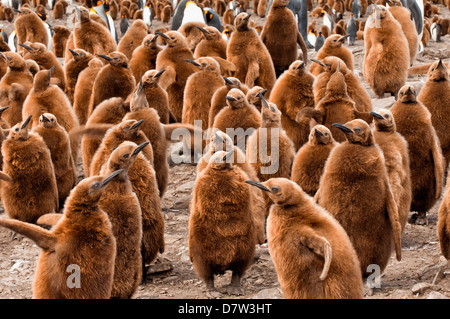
<box><xmin>0</xmin><ymin>0</ymin><xmax>447</xmax><ymax>301</ymax></box>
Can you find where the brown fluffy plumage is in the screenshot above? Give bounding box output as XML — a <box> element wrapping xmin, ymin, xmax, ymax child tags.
<box><xmin>129</xmin><ymin>34</ymin><xmax>162</xmax><ymax>84</ymax></box>
<box><xmin>64</xmin><ymin>48</ymin><xmax>93</xmax><ymax>104</ymax></box>
<box><xmin>117</xmin><ymin>19</ymin><xmax>149</xmax><ymax>60</ymax></box>
<box><xmin>14</xmin><ymin>9</ymin><xmax>49</xmax><ymax>54</ymax></box>
<box><xmin>52</xmin><ymin>26</ymin><xmax>71</xmax><ymax>58</ymax></box>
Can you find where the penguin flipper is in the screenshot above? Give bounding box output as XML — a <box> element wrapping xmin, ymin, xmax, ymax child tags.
<box><xmin>210</xmin><ymin>56</ymin><xmax>236</xmax><ymax>76</ymax></box>
<box><xmin>163</xmin><ymin>123</ymin><xmax>202</xmax><ymax>141</ymax></box>
<box><xmin>298</xmin><ymin>230</ymin><xmax>332</xmax><ymax>280</ymax></box>
<box><xmin>157</xmin><ymin>65</ymin><xmax>176</xmax><ymax>90</ymax></box>
<box><xmin>430</xmin><ymin>128</ymin><xmax>445</xmax><ymax>199</ymax></box>
<box><xmin>297</xmin><ymin>31</ymin><xmax>309</xmax><ymax>64</ymax></box>
<box><xmin>37</xmin><ymin>213</ymin><xmax>63</xmax><ymax>227</ymax></box>
<box><xmin>0</xmin><ymin>218</ymin><xmax>57</xmax><ymax>251</ymax></box>
<box><xmin>296</xmin><ymin>107</ymin><xmax>324</xmax><ymax>124</ymax></box>
<box><xmin>384</xmin><ymin>171</ymin><xmax>402</xmax><ymax>261</ymax></box>
<box><xmin>245</xmin><ymin>61</ymin><xmax>260</xmax><ymax>88</ymax></box>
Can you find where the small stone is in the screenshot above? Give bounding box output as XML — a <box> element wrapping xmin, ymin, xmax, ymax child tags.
<box><xmin>254</xmin><ymin>278</ymin><xmax>264</xmax><ymax>285</ymax></box>
<box><xmin>411</xmin><ymin>282</ymin><xmax>432</xmax><ymax>295</ymax></box>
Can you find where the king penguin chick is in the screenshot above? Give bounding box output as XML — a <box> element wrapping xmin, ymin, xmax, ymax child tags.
<box><xmin>269</xmin><ymin>60</ymin><xmax>315</xmax><ymax>150</ymax></box>
<box><xmin>52</xmin><ymin>25</ymin><xmax>71</xmax><ymax>58</ymax></box>
<box><xmin>139</xmin><ymin>69</ymin><xmax>171</xmax><ymax>124</ymax></box>
<box><xmin>64</xmin><ymin>48</ymin><xmax>94</xmax><ymax>104</ymax></box>
<box><xmin>227</xmin><ymin>13</ymin><xmax>276</xmax><ymax>95</ymax></box>
<box><xmin>129</xmin><ymin>34</ymin><xmax>162</xmax><ymax>84</ymax></box>
<box><xmin>0</xmin><ymin>170</ymin><xmax>122</xmax><ymax>298</ymax></box>
<box><xmin>315</xmin><ymin>119</ymin><xmax>402</xmax><ymax>277</ymax></box>
<box><xmin>417</xmin><ymin>59</ymin><xmax>450</xmax><ymax>167</ymax></box>
<box><xmin>390</xmin><ymin>85</ymin><xmax>444</xmax><ymax>225</ymax></box>
<box><xmin>14</xmin><ymin>8</ymin><xmax>49</xmax><ymax>54</ymax></box>
<box><xmin>363</xmin><ymin>4</ymin><xmax>409</xmax><ymax>97</ymax></box>
<box><xmin>371</xmin><ymin>109</ymin><xmax>411</xmax><ymax>230</ymax></box>
<box><xmin>1</xmin><ymin>115</ymin><xmax>59</xmax><ymax>223</ymax></box>
<box><xmin>33</xmin><ymin>113</ymin><xmax>77</xmax><ymax>209</ymax></box>
<box><xmin>291</xmin><ymin>125</ymin><xmax>337</xmax><ymax>197</ymax></box>
<box><xmin>189</xmin><ymin>150</ymin><xmax>257</xmax><ymax>295</ymax></box>
<box><xmin>155</xmin><ymin>31</ymin><xmax>198</xmax><ymax>122</ymax></box>
<box><xmin>246</xmin><ymin>178</ymin><xmax>364</xmax><ymax>299</ymax></box>
<box><xmin>88</xmin><ymin>51</ymin><xmax>135</xmax><ymax>118</ymax></box>
<box><xmin>117</xmin><ymin>19</ymin><xmax>149</xmax><ymax>60</ymax></box>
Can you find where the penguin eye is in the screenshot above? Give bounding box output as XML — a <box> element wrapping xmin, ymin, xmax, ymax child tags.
<box><xmin>324</xmin><ymin>132</ymin><xmax>328</xmax><ymax>136</ymax></box>
<box><xmin>170</xmin><ymin>37</ymin><xmax>175</xmax><ymax>40</ymax></box>
<box><xmin>125</xmin><ymin>126</ymin><xmax>130</xmax><ymax>130</ymax></box>
<box><xmin>92</xmin><ymin>182</ymin><xmax>100</xmax><ymax>189</ymax></box>
<box><xmin>51</xmin><ymin>118</ymin><xmax>54</xmax><ymax>122</ymax></box>
<box><xmin>354</xmin><ymin>128</ymin><xmax>361</xmax><ymax>133</ymax></box>
<box><xmin>14</xmin><ymin>128</ymin><xmax>19</xmax><ymax>132</ymax></box>
<box><xmin>123</xmin><ymin>153</ymin><xmax>130</xmax><ymax>158</ymax></box>
<box><xmin>271</xmin><ymin>186</ymin><xmax>280</xmax><ymax>194</ymax></box>
<box><xmin>384</xmin><ymin>114</ymin><xmax>390</xmax><ymax>119</ymax></box>
<box><xmin>113</xmin><ymin>57</ymin><xmax>119</xmax><ymax>60</ymax></box>
<box><xmin>202</xmin><ymin>63</ymin><xmax>207</xmax><ymax>67</ymax></box>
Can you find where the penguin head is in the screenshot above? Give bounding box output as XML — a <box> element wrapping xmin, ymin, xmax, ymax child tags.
<box><xmin>19</xmin><ymin>42</ymin><xmax>47</xmax><ymax>55</ymax></box>
<box><xmin>203</xmin><ymin>8</ymin><xmax>215</xmax><ymax>23</ymax></box>
<box><xmin>16</xmin><ymin>8</ymin><xmax>33</xmax><ymax>16</ymax></box>
<box><xmin>428</xmin><ymin>59</ymin><xmax>448</xmax><ymax>82</ymax></box>
<box><xmin>225</xmin><ymin>88</ymin><xmax>248</xmax><ymax>109</ymax></box>
<box><xmin>260</xmin><ymin>96</ymin><xmax>281</xmax><ymax>127</ymax></box>
<box><xmin>76</xmin><ymin>169</ymin><xmax>124</xmax><ymax>202</ymax></box>
<box><xmin>245</xmin><ymin>178</ymin><xmax>301</xmax><ymax>206</ymax></box>
<box><xmin>288</xmin><ymin>60</ymin><xmax>306</xmax><ymax>76</ymax></box>
<box><xmin>106</xmin><ymin>141</ymin><xmax>150</xmax><ymax>174</ymax></box>
<box><xmin>116</xmin><ymin>119</ymin><xmax>145</xmax><ymax>139</ymax></box>
<box><xmin>130</xmin><ymin>79</ymin><xmax>149</xmax><ymax>111</ymax></box>
<box><xmin>332</xmin><ymin>119</ymin><xmax>374</xmax><ymax>146</ymax></box>
<box><xmin>272</xmin><ymin>0</ymin><xmax>290</xmax><ymax>8</ymax></box>
<box><xmin>35</xmin><ymin>10</ymin><xmax>48</xmax><ymax>21</ymax></box>
<box><xmin>309</xmin><ymin>125</ymin><xmax>334</xmax><ymax>145</ymax></box>
<box><xmin>38</xmin><ymin>113</ymin><xmax>58</xmax><ymax>129</ymax></box>
<box><xmin>235</xmin><ymin>12</ymin><xmax>251</xmax><ymax>31</ymax></box>
<box><xmin>197</xmin><ymin>25</ymin><xmax>221</xmax><ymax>40</ymax></box>
<box><xmin>184</xmin><ymin>57</ymin><xmax>220</xmax><ymax>73</ymax></box>
<box><xmin>10</xmin><ymin>115</ymin><xmax>32</xmax><ymax>141</ymax></box>
<box><xmin>155</xmin><ymin>31</ymin><xmax>186</xmax><ymax>48</ymax></box>
<box><xmin>75</xmin><ymin>6</ymin><xmax>91</xmax><ymax>23</ymax></box>
<box><xmin>325</xmin><ymin>63</ymin><xmax>348</xmax><ymax>96</ymax></box>
<box><xmin>222</xmin><ymin>24</ymin><xmax>234</xmax><ymax>39</ymax></box>
<box><xmin>208</xmin><ymin>150</ymin><xmax>235</xmax><ymax>171</ymax></box>
<box><xmin>325</xmin><ymin>34</ymin><xmax>348</xmax><ymax>48</ymax></box>
<box><xmin>68</xmin><ymin>48</ymin><xmax>93</xmax><ymax>62</ymax></box>
<box><xmin>246</xmin><ymin>86</ymin><xmax>265</xmax><ymax>106</ymax></box>
<box><xmin>370</xmin><ymin>109</ymin><xmax>396</xmax><ymax>133</ymax></box>
<box><xmin>371</xmin><ymin>3</ymin><xmax>389</xmax><ymax>20</ymax></box>
<box><xmin>132</xmin><ymin>19</ymin><xmax>147</xmax><ymax>31</ymax></box>
<box><xmin>142</xmin><ymin>69</ymin><xmax>165</xmax><ymax>88</ymax></box>
<box><xmin>142</xmin><ymin>34</ymin><xmax>160</xmax><ymax>48</ymax></box>
<box><xmin>93</xmin><ymin>0</ymin><xmax>104</xmax><ymax>7</ymax></box>
<box><xmin>223</xmin><ymin>76</ymin><xmax>242</xmax><ymax>89</ymax></box>
<box><xmin>33</xmin><ymin>66</ymin><xmax>56</xmax><ymax>91</ymax></box>
<box><xmin>0</xmin><ymin>52</ymin><xmax>27</xmax><ymax>71</ymax></box>
<box><xmin>97</xmin><ymin>51</ymin><xmax>129</xmax><ymax>68</ymax></box>
<box><xmin>209</xmin><ymin>130</ymin><xmax>234</xmax><ymax>154</ymax></box>
<box><xmin>313</xmin><ymin>56</ymin><xmax>348</xmax><ymax>74</ymax></box>
<box><xmin>397</xmin><ymin>85</ymin><xmax>417</xmax><ymax>103</ymax></box>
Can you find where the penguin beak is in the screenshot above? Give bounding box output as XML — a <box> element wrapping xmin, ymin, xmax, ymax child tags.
<box><xmin>155</xmin><ymin>32</ymin><xmax>169</xmax><ymax>39</ymax></box>
<box><xmin>21</xmin><ymin>115</ymin><xmax>32</xmax><ymax>130</ymax></box>
<box><xmin>370</xmin><ymin>111</ymin><xmax>384</xmax><ymax>120</ymax></box>
<box><xmin>19</xmin><ymin>43</ymin><xmax>33</xmax><ymax>51</ymax></box>
<box><xmin>0</xmin><ymin>106</ymin><xmax>9</xmax><ymax>115</ymax></box>
<box><xmin>245</xmin><ymin>180</ymin><xmax>270</xmax><ymax>192</ymax></box>
<box><xmin>48</xmin><ymin>65</ymin><xmax>56</xmax><ymax>80</ymax></box>
<box><xmin>100</xmin><ymin>169</ymin><xmax>124</xmax><ymax>188</ymax></box>
<box><xmin>405</xmin><ymin>86</ymin><xmax>413</xmax><ymax>95</ymax></box>
<box><xmin>151</xmin><ymin>34</ymin><xmax>160</xmax><ymax>42</ymax></box>
<box><xmin>0</xmin><ymin>52</ymin><xmax>6</xmax><ymax>60</ymax></box>
<box><xmin>184</xmin><ymin>59</ymin><xmax>201</xmax><ymax>67</ymax></box>
<box><xmin>69</xmin><ymin>49</ymin><xmax>79</xmax><ymax>57</ymax></box>
<box><xmin>214</xmin><ymin>132</ymin><xmax>224</xmax><ymax>143</ymax></box>
<box><xmin>13</xmin><ymin>8</ymin><xmax>22</xmax><ymax>13</ymax></box>
<box><xmin>41</xmin><ymin>114</ymin><xmax>51</xmax><ymax>122</ymax></box>
<box><xmin>154</xmin><ymin>69</ymin><xmax>165</xmax><ymax>78</ymax></box>
<box><xmin>257</xmin><ymin>90</ymin><xmax>269</xmax><ymax>109</ymax></box>
<box><xmin>243</xmin><ymin>13</ymin><xmax>252</xmax><ymax>20</ymax></box>
<box><xmin>225</xmin><ymin>96</ymin><xmax>237</xmax><ymax>102</ymax></box>
<box><xmin>311</xmin><ymin>58</ymin><xmax>325</xmax><ymax>67</ymax></box>
<box><xmin>132</xmin><ymin>141</ymin><xmax>150</xmax><ymax>157</ymax></box>
<box><xmin>314</xmin><ymin>127</ymin><xmax>324</xmax><ymax>136</ymax></box>
<box><xmin>223</xmin><ymin>77</ymin><xmax>234</xmax><ymax>85</ymax></box>
<box><xmin>297</xmin><ymin>62</ymin><xmax>305</xmax><ymax>69</ymax></box>
<box><xmin>136</xmin><ymin>79</ymin><xmax>145</xmax><ymax>95</ymax></box>
<box><xmin>338</xmin><ymin>35</ymin><xmax>350</xmax><ymax>42</ymax></box>
<box><xmin>130</xmin><ymin>119</ymin><xmax>144</xmax><ymax>130</ymax></box>
<box><xmin>332</xmin><ymin>123</ymin><xmax>353</xmax><ymax>134</ymax></box>
<box><xmin>97</xmin><ymin>54</ymin><xmax>112</xmax><ymax>61</ymax></box>
<box><xmin>437</xmin><ymin>59</ymin><xmax>445</xmax><ymax>70</ymax></box>
<box><xmin>196</xmin><ymin>26</ymin><xmax>208</xmax><ymax>34</ymax></box>
<box><xmin>222</xmin><ymin>149</ymin><xmax>235</xmax><ymax>161</ymax></box>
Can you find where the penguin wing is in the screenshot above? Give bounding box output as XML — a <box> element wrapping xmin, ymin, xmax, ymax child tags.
<box><xmin>37</xmin><ymin>213</ymin><xmax>63</xmax><ymax>226</ymax></box>
<box><xmin>383</xmin><ymin>166</ymin><xmax>402</xmax><ymax>261</ymax></box>
<box><xmin>245</xmin><ymin>61</ymin><xmax>260</xmax><ymax>88</ymax></box>
<box><xmin>297</xmin><ymin>31</ymin><xmax>309</xmax><ymax>64</ymax></box>
<box><xmin>157</xmin><ymin>64</ymin><xmax>177</xmax><ymax>90</ymax></box>
<box><xmin>298</xmin><ymin>230</ymin><xmax>332</xmax><ymax>280</ymax></box>
<box><xmin>430</xmin><ymin>128</ymin><xmax>444</xmax><ymax>199</ymax></box>
<box><xmin>210</xmin><ymin>56</ymin><xmax>236</xmax><ymax>76</ymax></box>
<box><xmin>0</xmin><ymin>218</ymin><xmax>57</xmax><ymax>251</ymax></box>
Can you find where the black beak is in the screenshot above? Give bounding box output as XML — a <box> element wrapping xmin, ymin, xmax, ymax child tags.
<box><xmin>97</xmin><ymin>54</ymin><xmax>112</xmax><ymax>61</ymax></box>
<box><xmin>21</xmin><ymin>115</ymin><xmax>32</xmax><ymax>130</ymax></box>
<box><xmin>136</xmin><ymin>79</ymin><xmax>145</xmax><ymax>95</ymax></box>
<box><xmin>245</xmin><ymin>180</ymin><xmax>270</xmax><ymax>192</ymax></box>
<box><xmin>184</xmin><ymin>59</ymin><xmax>201</xmax><ymax>67</ymax></box>
<box><xmin>196</xmin><ymin>26</ymin><xmax>208</xmax><ymax>34</ymax></box>
<box><xmin>225</xmin><ymin>96</ymin><xmax>237</xmax><ymax>102</ymax></box>
<box><xmin>314</xmin><ymin>127</ymin><xmax>324</xmax><ymax>136</ymax></box>
<box><xmin>223</xmin><ymin>77</ymin><xmax>234</xmax><ymax>85</ymax></box>
<box><xmin>437</xmin><ymin>59</ymin><xmax>444</xmax><ymax>69</ymax></box>
<box><xmin>405</xmin><ymin>86</ymin><xmax>413</xmax><ymax>95</ymax></box>
<box><xmin>41</xmin><ymin>114</ymin><xmax>51</xmax><ymax>122</ymax></box>
<box><xmin>19</xmin><ymin>43</ymin><xmax>33</xmax><ymax>51</ymax></box>
<box><xmin>130</xmin><ymin>119</ymin><xmax>144</xmax><ymax>129</ymax></box>
<box><xmin>370</xmin><ymin>111</ymin><xmax>384</xmax><ymax>120</ymax></box>
<box><xmin>155</xmin><ymin>32</ymin><xmax>169</xmax><ymax>39</ymax></box>
<box><xmin>243</xmin><ymin>13</ymin><xmax>252</xmax><ymax>20</ymax></box>
<box><xmin>154</xmin><ymin>69</ymin><xmax>165</xmax><ymax>78</ymax></box>
<box><xmin>222</xmin><ymin>149</ymin><xmax>235</xmax><ymax>161</ymax></box>
<box><xmin>48</xmin><ymin>65</ymin><xmax>56</xmax><ymax>80</ymax></box>
<box><xmin>338</xmin><ymin>35</ymin><xmax>350</xmax><ymax>42</ymax></box>
<box><xmin>214</xmin><ymin>132</ymin><xmax>224</xmax><ymax>143</ymax></box>
<box><xmin>151</xmin><ymin>34</ymin><xmax>160</xmax><ymax>42</ymax></box>
<box><xmin>132</xmin><ymin>141</ymin><xmax>150</xmax><ymax>157</ymax></box>
<box><xmin>297</xmin><ymin>61</ymin><xmax>305</xmax><ymax>69</ymax></box>
<box><xmin>13</xmin><ymin>8</ymin><xmax>22</xmax><ymax>13</ymax></box>
<box><xmin>0</xmin><ymin>106</ymin><xmax>9</xmax><ymax>115</ymax></box>
<box><xmin>311</xmin><ymin>58</ymin><xmax>325</xmax><ymax>67</ymax></box>
<box><xmin>0</xmin><ymin>52</ymin><xmax>6</xmax><ymax>60</ymax></box>
<box><xmin>332</xmin><ymin>123</ymin><xmax>353</xmax><ymax>134</ymax></box>
<box><xmin>258</xmin><ymin>90</ymin><xmax>269</xmax><ymax>109</ymax></box>
<box><xmin>69</xmin><ymin>49</ymin><xmax>79</xmax><ymax>57</ymax></box>
<box><xmin>100</xmin><ymin>169</ymin><xmax>124</xmax><ymax>188</ymax></box>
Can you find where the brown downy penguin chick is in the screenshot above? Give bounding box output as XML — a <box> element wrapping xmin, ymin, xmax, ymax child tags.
<box><xmin>245</xmin><ymin>85</ymin><xmax>266</xmax><ymax>112</ymax></box>
<box><xmin>71</xmin><ymin>5</ymin><xmax>117</xmax><ymax>57</ymax></box>
<box><xmin>257</xmin><ymin>0</ymin><xmax>269</xmax><ymax>17</ymax></box>
<box><xmin>73</xmin><ymin>58</ymin><xmax>104</xmax><ymax>126</ymax></box>
<box><xmin>300</xmin><ymin>65</ymin><xmax>372</xmax><ymax>143</ymax></box>
<box><xmin>0</xmin><ymin>106</ymin><xmax>10</xmax><ymax>130</ymax></box>
<box><xmin>53</xmin><ymin>0</ymin><xmax>65</xmax><ymax>19</ymax></box>
<box><xmin>22</xmin><ymin>67</ymin><xmax>80</xmax><ymax>164</ymax></box>
<box><xmin>315</xmin><ymin>119</ymin><xmax>402</xmax><ymax>277</ymax></box>
<box><xmin>387</xmin><ymin>0</ymin><xmax>419</xmax><ymax>66</ymax></box>
<box><xmin>223</xmin><ymin>9</ymin><xmax>235</xmax><ymax>26</ymax></box>
<box><xmin>246</xmin><ymin>178</ymin><xmax>364</xmax><ymax>299</ymax></box>
<box><xmin>0</xmin><ymin>52</ymin><xmax>34</xmax><ymax>127</ymax></box>
<box><xmin>98</xmin><ymin>142</ymin><xmax>145</xmax><ymax>299</ymax></box>
<box><xmin>64</xmin><ymin>48</ymin><xmax>93</xmax><ymax>104</ymax></box>
<box><xmin>178</xmin><ymin>22</ymin><xmax>208</xmax><ymax>52</ymax></box>
<box><xmin>213</xmin><ymin>88</ymin><xmax>262</xmax><ymax>150</ymax></box>
<box><xmin>438</xmin><ymin>175</ymin><xmax>450</xmax><ymax>262</ymax></box>
<box><xmin>52</xmin><ymin>26</ymin><xmax>71</xmax><ymax>58</ymax></box>
<box><xmin>189</xmin><ymin>150</ymin><xmax>257</xmax><ymax>295</ymax></box>
<box><xmin>260</xmin><ymin>0</ymin><xmax>309</xmax><ymax>77</ymax></box>
<box><xmin>117</xmin><ymin>19</ymin><xmax>149</xmax><ymax>61</ymax></box>
<box><xmin>0</xmin><ymin>170</ymin><xmax>122</xmax><ymax>298</ymax></box>
<box><xmin>311</xmin><ymin>56</ymin><xmax>372</xmax><ymax>113</ymax></box>
<box><xmin>88</xmin><ymin>51</ymin><xmax>136</xmax><ymax>118</ymax></box>
<box><xmin>1</xmin><ymin>116</ymin><xmax>58</xmax><ymax>223</ymax></box>
<box><xmin>208</xmin><ymin>77</ymin><xmax>249</xmax><ymax>128</ymax></box>
<box><xmin>25</xmin><ymin>59</ymin><xmax>40</xmax><ymax>77</ymax></box>
<box><xmin>291</xmin><ymin>125</ymin><xmax>337</xmax><ymax>197</ymax></box>
<box><xmin>20</xmin><ymin>42</ymin><xmax>66</xmax><ymax>91</ymax></box>
<box><xmin>33</xmin><ymin>113</ymin><xmax>76</xmax><ymax>209</ymax></box>
<box><xmin>309</xmin><ymin>34</ymin><xmax>354</xmax><ymax>77</ymax></box>
<box><xmin>390</xmin><ymin>85</ymin><xmax>444</xmax><ymax>225</ymax></box>
<box><xmin>363</xmin><ymin>4</ymin><xmax>409</xmax><ymax>97</ymax></box>
<box><xmin>155</xmin><ymin>31</ymin><xmax>198</xmax><ymax>122</ymax></box>
<box><xmin>227</xmin><ymin>13</ymin><xmax>277</xmax><ymax>95</ymax></box>
<box><xmin>14</xmin><ymin>8</ymin><xmax>48</xmax><ymax>54</ymax></box>
<box><xmin>129</xmin><ymin>34</ymin><xmax>162</xmax><ymax>84</ymax></box>
<box><xmin>371</xmin><ymin>109</ymin><xmax>411</xmax><ymax>230</ymax></box>
<box><xmin>417</xmin><ymin>59</ymin><xmax>450</xmax><ymax>167</ymax></box>
<box><xmin>182</xmin><ymin>57</ymin><xmax>224</xmax><ymax>131</ymax></box>
<box><xmin>123</xmin><ymin>81</ymin><xmax>169</xmax><ymax>197</ymax></box>
<box><xmin>3</xmin><ymin>7</ymin><xmax>14</xmax><ymax>22</ymax></box>
<box><xmin>269</xmin><ymin>60</ymin><xmax>315</xmax><ymax>150</ymax></box>
<box><xmin>139</xmin><ymin>69</ymin><xmax>171</xmax><ymax>124</ymax></box>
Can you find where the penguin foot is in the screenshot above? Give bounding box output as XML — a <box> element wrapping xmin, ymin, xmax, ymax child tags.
<box><xmin>408</xmin><ymin>212</ymin><xmax>428</xmax><ymax>225</ymax></box>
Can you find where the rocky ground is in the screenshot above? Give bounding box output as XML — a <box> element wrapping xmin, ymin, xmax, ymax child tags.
<box><xmin>0</xmin><ymin>1</ymin><xmax>449</xmax><ymax>300</ymax></box>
